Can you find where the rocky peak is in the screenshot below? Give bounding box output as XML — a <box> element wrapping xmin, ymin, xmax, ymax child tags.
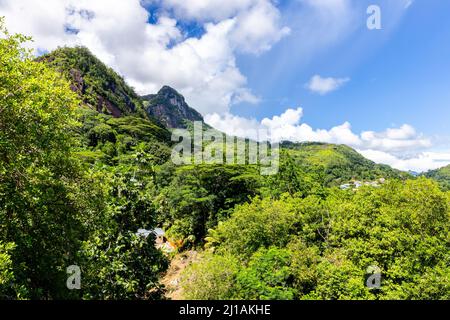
<box><xmin>142</xmin><ymin>86</ymin><xmax>204</xmax><ymax>129</ymax></box>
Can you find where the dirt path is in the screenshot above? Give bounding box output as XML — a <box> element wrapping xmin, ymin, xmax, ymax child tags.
<box><xmin>161</xmin><ymin>250</ymin><xmax>198</xmax><ymax>300</ymax></box>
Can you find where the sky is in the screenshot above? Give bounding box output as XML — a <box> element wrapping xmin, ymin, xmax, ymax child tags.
<box><xmin>1</xmin><ymin>0</ymin><xmax>450</xmax><ymax>172</ymax></box>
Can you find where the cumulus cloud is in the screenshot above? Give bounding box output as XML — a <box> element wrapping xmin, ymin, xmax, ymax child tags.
<box><xmin>205</xmin><ymin>107</ymin><xmax>446</xmax><ymax>172</ymax></box>
<box><xmin>360</xmin><ymin>124</ymin><xmax>431</xmax><ymax>153</ymax></box>
<box><xmin>0</xmin><ymin>0</ymin><xmax>289</xmax><ymax>114</ymax></box>
<box><xmin>154</xmin><ymin>0</ymin><xmax>290</xmax><ymax>54</ymax></box>
<box><xmin>357</xmin><ymin>150</ymin><xmax>450</xmax><ymax>172</ymax></box>
<box><xmin>306</xmin><ymin>75</ymin><xmax>350</xmax><ymax>95</ymax></box>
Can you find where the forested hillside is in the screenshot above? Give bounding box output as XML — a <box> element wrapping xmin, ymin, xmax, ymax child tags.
<box><xmin>280</xmin><ymin>142</ymin><xmax>409</xmax><ymax>186</ymax></box>
<box><xmin>424</xmin><ymin>165</ymin><xmax>450</xmax><ymax>191</ymax></box>
<box><xmin>1</xmin><ymin>22</ymin><xmax>449</xmax><ymax>300</ymax></box>
<box><xmin>39</xmin><ymin>46</ymin><xmax>147</xmax><ymax>118</ymax></box>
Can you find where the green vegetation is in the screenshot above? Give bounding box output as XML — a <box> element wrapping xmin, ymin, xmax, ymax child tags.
<box><xmin>155</xmin><ymin>164</ymin><xmax>261</xmax><ymax>247</ymax></box>
<box><xmin>280</xmin><ymin>142</ymin><xmax>410</xmax><ymax>186</ymax></box>
<box><xmin>183</xmin><ymin>178</ymin><xmax>450</xmax><ymax>300</ymax></box>
<box><xmin>425</xmin><ymin>165</ymin><xmax>450</xmax><ymax>191</ymax></box>
<box><xmin>1</xmin><ymin>22</ymin><xmax>448</xmax><ymax>300</ymax></box>
<box><xmin>39</xmin><ymin>46</ymin><xmax>147</xmax><ymax>118</ymax></box>
<box><xmin>0</xmin><ymin>20</ymin><xmax>167</xmax><ymax>299</ymax></box>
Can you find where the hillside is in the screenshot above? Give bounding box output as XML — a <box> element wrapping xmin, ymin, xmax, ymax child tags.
<box><xmin>142</xmin><ymin>86</ymin><xmax>204</xmax><ymax>129</ymax></box>
<box><xmin>424</xmin><ymin>165</ymin><xmax>450</xmax><ymax>190</ymax></box>
<box><xmin>39</xmin><ymin>46</ymin><xmax>147</xmax><ymax>118</ymax></box>
<box><xmin>281</xmin><ymin>141</ymin><xmax>410</xmax><ymax>185</ymax></box>
<box><xmin>38</xmin><ymin>46</ymin><xmax>173</xmax><ymax>164</ymax></box>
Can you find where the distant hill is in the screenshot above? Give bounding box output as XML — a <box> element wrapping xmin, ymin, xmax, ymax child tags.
<box><xmin>39</xmin><ymin>46</ymin><xmax>147</xmax><ymax>118</ymax></box>
<box><xmin>142</xmin><ymin>86</ymin><xmax>204</xmax><ymax>129</ymax></box>
<box><xmin>281</xmin><ymin>141</ymin><xmax>410</xmax><ymax>186</ymax></box>
<box><xmin>424</xmin><ymin>165</ymin><xmax>450</xmax><ymax>190</ymax></box>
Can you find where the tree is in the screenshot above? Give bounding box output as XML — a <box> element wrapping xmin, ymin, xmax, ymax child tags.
<box><xmin>0</xmin><ymin>20</ymin><xmax>168</xmax><ymax>300</ymax></box>
<box><xmin>181</xmin><ymin>252</ymin><xmax>240</xmax><ymax>300</ymax></box>
<box><xmin>184</xmin><ymin>178</ymin><xmax>450</xmax><ymax>300</ymax></box>
<box><xmin>0</xmin><ymin>18</ymin><xmax>103</xmax><ymax>298</ymax></box>
<box><xmin>235</xmin><ymin>247</ymin><xmax>295</xmax><ymax>300</ymax></box>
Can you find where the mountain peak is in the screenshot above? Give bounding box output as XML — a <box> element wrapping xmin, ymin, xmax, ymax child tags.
<box><xmin>142</xmin><ymin>86</ymin><xmax>204</xmax><ymax>129</ymax></box>
<box><xmin>158</xmin><ymin>85</ymin><xmax>181</xmax><ymax>96</ymax></box>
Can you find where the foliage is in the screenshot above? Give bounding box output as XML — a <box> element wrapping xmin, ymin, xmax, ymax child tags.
<box><xmin>184</xmin><ymin>178</ymin><xmax>450</xmax><ymax>300</ymax></box>
<box><xmin>0</xmin><ymin>20</ymin><xmax>100</xmax><ymax>298</ymax></box>
<box><xmin>425</xmin><ymin>164</ymin><xmax>450</xmax><ymax>191</ymax></box>
<box><xmin>280</xmin><ymin>142</ymin><xmax>410</xmax><ymax>186</ymax></box>
<box><xmin>235</xmin><ymin>247</ymin><xmax>296</xmax><ymax>300</ymax></box>
<box><xmin>0</xmin><ymin>22</ymin><xmax>167</xmax><ymax>299</ymax></box>
<box><xmin>39</xmin><ymin>46</ymin><xmax>147</xmax><ymax>118</ymax></box>
<box><xmin>182</xmin><ymin>252</ymin><xmax>240</xmax><ymax>300</ymax></box>
<box><xmin>75</xmin><ymin>108</ymin><xmax>172</xmax><ymax>166</ymax></box>
<box><xmin>155</xmin><ymin>164</ymin><xmax>261</xmax><ymax>247</ymax></box>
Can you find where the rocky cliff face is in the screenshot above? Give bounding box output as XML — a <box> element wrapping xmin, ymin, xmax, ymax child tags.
<box><xmin>142</xmin><ymin>86</ymin><xmax>204</xmax><ymax>129</ymax></box>
<box><xmin>39</xmin><ymin>46</ymin><xmax>143</xmax><ymax>118</ymax></box>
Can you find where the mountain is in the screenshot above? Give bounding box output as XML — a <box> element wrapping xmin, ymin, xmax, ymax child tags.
<box><xmin>424</xmin><ymin>165</ymin><xmax>450</xmax><ymax>190</ymax></box>
<box><xmin>141</xmin><ymin>86</ymin><xmax>204</xmax><ymax>129</ymax></box>
<box><xmin>38</xmin><ymin>46</ymin><xmax>146</xmax><ymax>118</ymax></box>
<box><xmin>38</xmin><ymin>46</ymin><xmax>409</xmax><ymax>184</ymax></box>
<box><xmin>38</xmin><ymin>46</ymin><xmax>172</xmax><ymax>164</ymax></box>
<box><xmin>281</xmin><ymin>141</ymin><xmax>410</xmax><ymax>185</ymax></box>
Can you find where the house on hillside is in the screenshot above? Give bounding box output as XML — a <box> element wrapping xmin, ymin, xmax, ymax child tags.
<box><xmin>354</xmin><ymin>181</ymin><xmax>363</xmax><ymax>188</ymax></box>
<box><xmin>152</xmin><ymin>228</ymin><xmax>166</xmax><ymax>245</ymax></box>
<box><xmin>136</xmin><ymin>228</ymin><xmax>175</xmax><ymax>253</ymax></box>
<box><xmin>340</xmin><ymin>178</ymin><xmax>386</xmax><ymax>191</ymax></box>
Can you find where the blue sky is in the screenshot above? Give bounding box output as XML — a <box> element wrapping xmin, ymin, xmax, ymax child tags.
<box><xmin>234</xmin><ymin>0</ymin><xmax>450</xmax><ymax>134</ymax></box>
<box><xmin>1</xmin><ymin>0</ymin><xmax>449</xmax><ymax>171</ymax></box>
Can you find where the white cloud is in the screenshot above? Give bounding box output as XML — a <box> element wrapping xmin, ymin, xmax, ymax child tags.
<box><xmin>360</xmin><ymin>124</ymin><xmax>431</xmax><ymax>153</ymax></box>
<box><xmin>205</xmin><ymin>107</ymin><xmax>445</xmax><ymax>172</ymax></box>
<box><xmin>357</xmin><ymin>150</ymin><xmax>450</xmax><ymax>173</ymax></box>
<box><xmin>155</xmin><ymin>0</ymin><xmax>256</xmax><ymax>22</ymax></box>
<box><xmin>204</xmin><ymin>112</ymin><xmax>262</xmax><ymax>140</ymax></box>
<box><xmin>155</xmin><ymin>0</ymin><xmax>291</xmax><ymax>54</ymax></box>
<box><xmin>306</xmin><ymin>75</ymin><xmax>350</xmax><ymax>95</ymax></box>
<box><xmin>0</xmin><ymin>0</ymin><xmax>289</xmax><ymax>114</ymax></box>
<box><xmin>228</xmin><ymin>0</ymin><xmax>290</xmax><ymax>54</ymax></box>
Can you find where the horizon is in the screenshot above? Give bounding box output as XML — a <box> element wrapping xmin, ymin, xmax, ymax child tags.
<box><xmin>1</xmin><ymin>0</ymin><xmax>449</xmax><ymax>172</ymax></box>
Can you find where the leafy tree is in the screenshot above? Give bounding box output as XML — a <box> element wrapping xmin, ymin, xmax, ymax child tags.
<box><xmin>0</xmin><ymin>20</ymin><xmax>168</xmax><ymax>300</ymax></box>
<box><xmin>207</xmin><ymin>196</ymin><xmax>300</xmax><ymax>258</ymax></box>
<box><xmin>235</xmin><ymin>247</ymin><xmax>295</xmax><ymax>300</ymax></box>
<box><xmin>182</xmin><ymin>252</ymin><xmax>240</xmax><ymax>300</ymax></box>
<box><xmin>155</xmin><ymin>165</ymin><xmax>260</xmax><ymax>246</ymax></box>
<box><xmin>186</xmin><ymin>178</ymin><xmax>450</xmax><ymax>300</ymax></box>
<box><xmin>0</xmin><ymin>19</ymin><xmax>102</xmax><ymax>299</ymax></box>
